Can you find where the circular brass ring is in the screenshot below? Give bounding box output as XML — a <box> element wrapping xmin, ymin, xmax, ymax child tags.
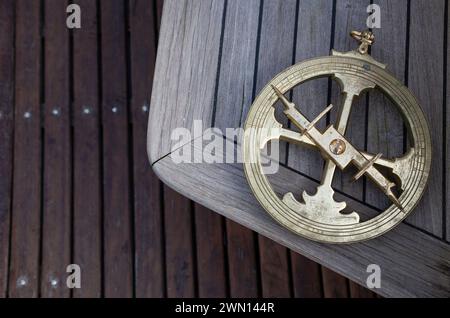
<box><xmin>243</xmin><ymin>55</ymin><xmax>431</xmax><ymax>243</ymax></box>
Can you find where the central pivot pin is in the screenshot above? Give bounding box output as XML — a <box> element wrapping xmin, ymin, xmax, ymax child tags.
<box><xmin>329</xmin><ymin>139</ymin><xmax>346</xmax><ymax>155</ymax></box>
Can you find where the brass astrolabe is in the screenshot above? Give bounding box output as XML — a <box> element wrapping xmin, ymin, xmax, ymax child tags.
<box><xmin>243</xmin><ymin>30</ymin><xmax>431</xmax><ymax>243</ymax></box>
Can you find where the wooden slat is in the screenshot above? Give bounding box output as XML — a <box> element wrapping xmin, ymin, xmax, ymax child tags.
<box><xmin>154</xmin><ymin>3</ymin><xmax>202</xmax><ymax>298</ymax></box>
<box><xmin>349</xmin><ymin>281</ymin><xmax>377</xmax><ymax>298</ymax></box>
<box><xmin>156</xmin><ymin>0</ymin><xmax>164</xmax><ymax>33</ymax></box>
<box><xmin>148</xmin><ymin>0</ymin><xmax>449</xmax><ymax>297</ymax></box>
<box><xmin>366</xmin><ymin>0</ymin><xmax>407</xmax><ymax>211</ymax></box>
<box><xmin>164</xmin><ymin>186</ymin><xmax>195</xmax><ymax>298</ymax></box>
<box><xmin>194</xmin><ymin>204</ymin><xmax>227</xmax><ymax>298</ymax></box>
<box><xmin>407</xmin><ymin>0</ymin><xmax>445</xmax><ymax>236</ymax></box>
<box><xmin>41</xmin><ymin>0</ymin><xmax>71</xmax><ymax>298</ymax></box>
<box><xmin>323</xmin><ymin>0</ymin><xmax>372</xmax><ymax>297</ymax></box>
<box><xmin>72</xmin><ymin>0</ymin><xmax>102</xmax><ymax>298</ymax></box>
<box><xmin>288</xmin><ymin>0</ymin><xmax>341</xmax><ymax>298</ymax></box>
<box><xmin>226</xmin><ymin>220</ymin><xmax>259</xmax><ymax>298</ymax></box>
<box><xmin>254</xmin><ymin>0</ymin><xmax>297</xmax><ymax>162</ymax></box>
<box><xmin>361</xmin><ymin>0</ymin><xmax>408</xmax><ymax>299</ymax></box>
<box><xmin>148</xmin><ymin>0</ymin><xmax>226</xmax><ymax>163</ymax></box>
<box><xmin>330</xmin><ymin>0</ymin><xmax>370</xmax><ymax>205</ymax></box>
<box><xmin>129</xmin><ymin>0</ymin><xmax>164</xmax><ymax>298</ymax></box>
<box><xmin>288</xmin><ymin>0</ymin><xmax>333</xmax><ymax>180</ymax></box>
<box><xmin>211</xmin><ymin>0</ymin><xmax>261</xmax><ymax>299</ymax></box>
<box><xmin>9</xmin><ymin>0</ymin><xmax>42</xmax><ymax>298</ymax></box>
<box><xmin>322</xmin><ymin>266</ymin><xmax>348</xmax><ymax>298</ymax></box>
<box><xmin>291</xmin><ymin>253</ymin><xmax>322</xmax><ymax>298</ymax></box>
<box><xmin>100</xmin><ymin>0</ymin><xmax>133</xmax><ymax>297</ymax></box>
<box><xmin>254</xmin><ymin>0</ymin><xmax>297</xmax><ymax>297</ymax></box>
<box><xmin>0</xmin><ymin>0</ymin><xmax>15</xmax><ymax>298</ymax></box>
<box><xmin>152</xmin><ymin>135</ymin><xmax>450</xmax><ymax>297</ymax></box>
<box><xmin>446</xmin><ymin>1</ymin><xmax>449</xmax><ymax>242</ymax></box>
<box><xmin>258</xmin><ymin>235</ymin><xmax>291</xmax><ymax>297</ymax></box>
<box><xmin>213</xmin><ymin>0</ymin><xmax>260</xmax><ymax>131</ymax></box>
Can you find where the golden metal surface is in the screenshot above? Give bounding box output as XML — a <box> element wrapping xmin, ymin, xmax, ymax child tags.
<box><xmin>243</xmin><ymin>30</ymin><xmax>432</xmax><ymax>243</ymax></box>
<box><xmin>350</xmin><ymin>30</ymin><xmax>375</xmax><ymax>55</ymax></box>
<box><xmin>329</xmin><ymin>139</ymin><xmax>346</xmax><ymax>155</ymax></box>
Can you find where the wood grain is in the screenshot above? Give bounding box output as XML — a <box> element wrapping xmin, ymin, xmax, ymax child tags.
<box><xmin>289</xmin><ymin>0</ymin><xmax>341</xmax><ymax>298</ymax></box>
<box><xmin>100</xmin><ymin>0</ymin><xmax>133</xmax><ymax>297</ymax></box>
<box><xmin>156</xmin><ymin>0</ymin><xmax>164</xmax><ymax>33</ymax></box>
<box><xmin>129</xmin><ymin>0</ymin><xmax>165</xmax><ymax>298</ymax></box>
<box><xmin>323</xmin><ymin>0</ymin><xmax>372</xmax><ymax>297</ymax></box>
<box><xmin>291</xmin><ymin>252</ymin><xmax>322</xmax><ymax>298</ymax></box>
<box><xmin>366</xmin><ymin>0</ymin><xmax>407</xmax><ymax>211</ymax></box>
<box><xmin>322</xmin><ymin>266</ymin><xmax>348</xmax><ymax>298</ymax></box>
<box><xmin>361</xmin><ymin>0</ymin><xmax>408</xmax><ymax>299</ymax></box>
<box><xmin>211</xmin><ymin>0</ymin><xmax>262</xmax><ymax>299</ymax></box>
<box><xmin>254</xmin><ymin>0</ymin><xmax>297</xmax><ymax>297</ymax></box>
<box><xmin>288</xmin><ymin>0</ymin><xmax>333</xmax><ymax>180</ymax></box>
<box><xmin>258</xmin><ymin>235</ymin><xmax>291</xmax><ymax>297</ymax></box>
<box><xmin>213</xmin><ymin>0</ymin><xmax>260</xmax><ymax>131</ymax></box>
<box><xmin>226</xmin><ymin>220</ymin><xmax>260</xmax><ymax>298</ymax></box>
<box><xmin>407</xmin><ymin>0</ymin><xmax>445</xmax><ymax>236</ymax></box>
<box><xmin>0</xmin><ymin>0</ymin><xmax>14</xmax><ymax>298</ymax></box>
<box><xmin>148</xmin><ymin>0</ymin><xmax>225</xmax><ymax>163</ymax></box>
<box><xmin>149</xmin><ymin>0</ymin><xmax>449</xmax><ymax>297</ymax></box>
<box><xmin>9</xmin><ymin>0</ymin><xmax>42</xmax><ymax>298</ymax></box>
<box><xmin>446</xmin><ymin>1</ymin><xmax>449</xmax><ymax>242</ymax></box>
<box><xmin>194</xmin><ymin>204</ymin><xmax>227</xmax><ymax>298</ymax></box>
<box><xmin>152</xmin><ymin>135</ymin><xmax>450</xmax><ymax>297</ymax></box>
<box><xmin>41</xmin><ymin>0</ymin><xmax>71</xmax><ymax>298</ymax></box>
<box><xmin>164</xmin><ymin>186</ymin><xmax>195</xmax><ymax>298</ymax></box>
<box><xmin>349</xmin><ymin>281</ymin><xmax>377</xmax><ymax>298</ymax></box>
<box><xmin>72</xmin><ymin>0</ymin><xmax>102</xmax><ymax>298</ymax></box>
<box><xmin>329</xmin><ymin>0</ymin><xmax>370</xmax><ymax>203</ymax></box>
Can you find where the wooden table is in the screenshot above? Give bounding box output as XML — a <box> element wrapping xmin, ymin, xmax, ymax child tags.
<box><xmin>2</xmin><ymin>0</ymin><xmax>373</xmax><ymax>299</ymax></box>
<box><xmin>149</xmin><ymin>0</ymin><xmax>449</xmax><ymax>297</ymax></box>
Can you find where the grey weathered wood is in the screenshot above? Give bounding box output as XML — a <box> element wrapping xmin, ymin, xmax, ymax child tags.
<box><xmin>290</xmin><ymin>0</ymin><xmax>355</xmax><ymax>297</ymax></box>
<box><xmin>330</xmin><ymin>0</ymin><xmax>370</xmax><ymax>203</ymax></box>
<box><xmin>214</xmin><ymin>0</ymin><xmax>260</xmax><ymax>131</ymax></box>
<box><xmin>151</xmin><ymin>135</ymin><xmax>449</xmax><ymax>297</ymax></box>
<box><xmin>288</xmin><ymin>0</ymin><xmax>333</xmax><ymax>180</ymax></box>
<box><xmin>213</xmin><ymin>0</ymin><xmax>296</xmax><ymax>297</ymax></box>
<box><xmin>148</xmin><ymin>0</ymin><xmax>449</xmax><ymax>297</ymax></box>
<box><xmin>447</xmin><ymin>1</ymin><xmax>449</xmax><ymax>243</ymax></box>
<box><xmin>252</xmin><ymin>0</ymin><xmax>298</xmax><ymax>297</ymax></box>
<box><xmin>253</xmin><ymin>0</ymin><xmax>297</xmax><ymax>164</ymax></box>
<box><xmin>148</xmin><ymin>0</ymin><xmax>225</xmax><ymax>163</ymax></box>
<box><xmin>325</xmin><ymin>0</ymin><xmax>371</xmax><ymax>297</ymax></box>
<box><xmin>407</xmin><ymin>0</ymin><xmax>445</xmax><ymax>236</ymax></box>
<box><xmin>212</xmin><ymin>0</ymin><xmax>262</xmax><ymax>297</ymax></box>
<box><xmin>366</xmin><ymin>0</ymin><xmax>407</xmax><ymax>211</ymax></box>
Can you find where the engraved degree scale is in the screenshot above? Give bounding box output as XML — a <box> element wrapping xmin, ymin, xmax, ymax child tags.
<box><xmin>243</xmin><ymin>30</ymin><xmax>431</xmax><ymax>243</ymax></box>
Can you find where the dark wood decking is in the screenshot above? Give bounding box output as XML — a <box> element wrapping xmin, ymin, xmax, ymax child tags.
<box><xmin>0</xmin><ymin>0</ymin><xmax>377</xmax><ymax>298</ymax></box>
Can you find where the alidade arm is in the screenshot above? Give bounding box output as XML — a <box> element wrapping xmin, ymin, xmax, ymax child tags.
<box><xmin>271</xmin><ymin>85</ymin><xmax>403</xmax><ymax>209</ymax></box>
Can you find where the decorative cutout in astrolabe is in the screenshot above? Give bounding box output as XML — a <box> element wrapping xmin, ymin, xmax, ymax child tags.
<box><xmin>242</xmin><ymin>30</ymin><xmax>431</xmax><ymax>243</ymax></box>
